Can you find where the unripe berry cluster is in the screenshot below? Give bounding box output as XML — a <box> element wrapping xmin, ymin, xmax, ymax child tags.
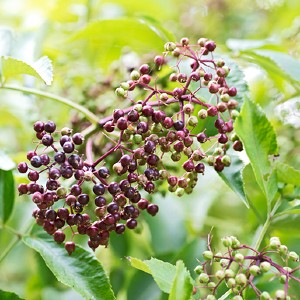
<box><xmin>193</xmin><ymin>236</ymin><xmax>300</xmax><ymax>299</ymax></box>
<box><xmin>18</xmin><ymin>38</ymin><xmax>244</xmax><ymax>254</ymax></box>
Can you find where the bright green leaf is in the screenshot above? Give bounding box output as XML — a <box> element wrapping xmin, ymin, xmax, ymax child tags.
<box><xmin>276</xmin><ymin>162</ymin><xmax>300</xmax><ymax>186</ymax></box>
<box><xmin>1</xmin><ymin>56</ymin><xmax>53</xmax><ymax>85</ymax></box>
<box><xmin>219</xmin><ymin>151</ymin><xmax>249</xmax><ymax>208</ymax></box>
<box><xmin>128</xmin><ymin>257</ymin><xmax>176</xmax><ymax>293</ymax></box>
<box><xmin>0</xmin><ymin>169</ymin><xmax>15</xmax><ymax>224</ymax></box>
<box><xmin>235</xmin><ymin>98</ymin><xmax>278</xmax><ymax>202</ymax></box>
<box><xmin>169</xmin><ymin>260</ymin><xmax>193</xmax><ymax>300</ymax></box>
<box><xmin>22</xmin><ymin>225</ymin><xmax>116</xmax><ymax>300</ymax></box>
<box><xmin>0</xmin><ymin>289</ymin><xmax>24</xmax><ymax>300</ymax></box>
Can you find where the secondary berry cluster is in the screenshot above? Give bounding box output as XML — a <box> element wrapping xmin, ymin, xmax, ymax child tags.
<box><xmin>18</xmin><ymin>37</ymin><xmax>244</xmax><ymax>254</ymax></box>
<box><xmin>194</xmin><ymin>236</ymin><xmax>300</xmax><ymax>299</ymax></box>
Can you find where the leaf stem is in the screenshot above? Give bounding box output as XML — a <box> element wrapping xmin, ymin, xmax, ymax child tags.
<box><xmin>1</xmin><ymin>84</ymin><xmax>99</xmax><ymax>125</ymax></box>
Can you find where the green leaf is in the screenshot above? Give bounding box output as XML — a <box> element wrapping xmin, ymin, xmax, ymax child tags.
<box><xmin>128</xmin><ymin>257</ymin><xmax>176</xmax><ymax>293</ymax></box>
<box><xmin>169</xmin><ymin>261</ymin><xmax>193</xmax><ymax>300</ymax></box>
<box><xmin>235</xmin><ymin>98</ymin><xmax>278</xmax><ymax>202</ymax></box>
<box><xmin>0</xmin><ymin>169</ymin><xmax>15</xmax><ymax>225</ymax></box>
<box><xmin>0</xmin><ymin>289</ymin><xmax>24</xmax><ymax>300</ymax></box>
<box><xmin>219</xmin><ymin>151</ymin><xmax>249</xmax><ymax>208</ymax></box>
<box><xmin>22</xmin><ymin>225</ymin><xmax>115</xmax><ymax>300</ymax></box>
<box><xmin>276</xmin><ymin>162</ymin><xmax>300</xmax><ymax>186</ymax></box>
<box><xmin>252</xmin><ymin>49</ymin><xmax>300</xmax><ymax>83</ymax></box>
<box><xmin>1</xmin><ymin>56</ymin><xmax>53</xmax><ymax>85</ymax></box>
<box><xmin>71</xmin><ymin>18</ymin><xmax>174</xmax><ymax>69</ymax></box>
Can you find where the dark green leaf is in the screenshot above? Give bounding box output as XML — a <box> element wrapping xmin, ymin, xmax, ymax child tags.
<box><xmin>0</xmin><ymin>169</ymin><xmax>15</xmax><ymax>224</ymax></box>
<box><xmin>128</xmin><ymin>257</ymin><xmax>176</xmax><ymax>293</ymax></box>
<box><xmin>276</xmin><ymin>161</ymin><xmax>300</xmax><ymax>186</ymax></box>
<box><xmin>22</xmin><ymin>225</ymin><xmax>115</xmax><ymax>300</ymax></box>
<box><xmin>219</xmin><ymin>151</ymin><xmax>249</xmax><ymax>208</ymax></box>
<box><xmin>1</xmin><ymin>56</ymin><xmax>53</xmax><ymax>85</ymax></box>
<box><xmin>0</xmin><ymin>289</ymin><xmax>24</xmax><ymax>300</ymax></box>
<box><xmin>169</xmin><ymin>260</ymin><xmax>193</xmax><ymax>300</ymax></box>
<box><xmin>235</xmin><ymin>98</ymin><xmax>278</xmax><ymax>202</ymax></box>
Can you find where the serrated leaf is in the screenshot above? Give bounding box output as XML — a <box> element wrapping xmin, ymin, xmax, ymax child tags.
<box><xmin>1</xmin><ymin>56</ymin><xmax>53</xmax><ymax>85</ymax></box>
<box><xmin>70</xmin><ymin>18</ymin><xmax>174</xmax><ymax>69</ymax></box>
<box><xmin>0</xmin><ymin>289</ymin><xmax>24</xmax><ymax>300</ymax></box>
<box><xmin>218</xmin><ymin>151</ymin><xmax>249</xmax><ymax>208</ymax></box>
<box><xmin>276</xmin><ymin>162</ymin><xmax>300</xmax><ymax>186</ymax></box>
<box><xmin>169</xmin><ymin>261</ymin><xmax>193</xmax><ymax>300</ymax></box>
<box><xmin>128</xmin><ymin>257</ymin><xmax>176</xmax><ymax>293</ymax></box>
<box><xmin>0</xmin><ymin>169</ymin><xmax>15</xmax><ymax>224</ymax></box>
<box><xmin>235</xmin><ymin>98</ymin><xmax>278</xmax><ymax>202</ymax></box>
<box><xmin>252</xmin><ymin>49</ymin><xmax>300</xmax><ymax>83</ymax></box>
<box><xmin>22</xmin><ymin>225</ymin><xmax>115</xmax><ymax>300</ymax></box>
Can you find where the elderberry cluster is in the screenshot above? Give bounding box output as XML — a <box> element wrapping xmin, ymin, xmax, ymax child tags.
<box><xmin>18</xmin><ymin>37</ymin><xmax>245</xmax><ymax>254</ymax></box>
<box><xmin>194</xmin><ymin>236</ymin><xmax>300</xmax><ymax>300</ymax></box>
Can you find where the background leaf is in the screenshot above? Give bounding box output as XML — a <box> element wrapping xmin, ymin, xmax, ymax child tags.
<box><xmin>0</xmin><ymin>289</ymin><xmax>24</xmax><ymax>300</ymax></box>
<box><xmin>22</xmin><ymin>225</ymin><xmax>116</xmax><ymax>300</ymax></box>
<box><xmin>276</xmin><ymin>162</ymin><xmax>300</xmax><ymax>186</ymax></box>
<box><xmin>1</xmin><ymin>56</ymin><xmax>53</xmax><ymax>85</ymax></box>
<box><xmin>168</xmin><ymin>260</ymin><xmax>193</xmax><ymax>300</ymax></box>
<box><xmin>235</xmin><ymin>98</ymin><xmax>278</xmax><ymax>202</ymax></box>
<box><xmin>128</xmin><ymin>257</ymin><xmax>176</xmax><ymax>293</ymax></box>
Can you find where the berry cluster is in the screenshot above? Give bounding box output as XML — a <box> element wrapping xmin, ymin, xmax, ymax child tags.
<box><xmin>18</xmin><ymin>37</ymin><xmax>244</xmax><ymax>254</ymax></box>
<box><xmin>194</xmin><ymin>236</ymin><xmax>300</xmax><ymax>299</ymax></box>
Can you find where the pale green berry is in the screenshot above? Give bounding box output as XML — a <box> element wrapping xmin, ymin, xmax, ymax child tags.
<box><xmin>283</xmin><ymin>266</ymin><xmax>292</xmax><ymax>273</ymax></box>
<box><xmin>133</xmin><ymin>103</ymin><xmax>143</xmax><ymax>112</ymax></box>
<box><xmin>288</xmin><ymin>251</ymin><xmax>299</xmax><ymax>262</ymax></box>
<box><xmin>175</xmin><ymin>187</ymin><xmax>185</xmax><ymax>197</ymax></box>
<box><xmin>198</xmin><ymin>109</ymin><xmax>208</xmax><ymax>119</ymax></box>
<box><xmin>203</xmin><ymin>250</ymin><xmax>214</xmax><ymax>260</ymax></box>
<box><xmin>222</xmin><ymin>66</ymin><xmax>230</xmax><ymax>77</ymax></box>
<box><xmin>183</xmin><ymin>103</ymin><xmax>194</xmax><ymax>114</ymax></box>
<box><xmin>133</xmin><ymin>134</ymin><xmax>142</xmax><ymax>144</ymax></box>
<box><xmin>249</xmin><ymin>265</ymin><xmax>261</xmax><ymax>276</ymax></box>
<box><xmin>194</xmin><ymin>265</ymin><xmax>204</xmax><ymax>274</ymax></box>
<box><xmin>187</xmin><ymin>116</ymin><xmax>198</xmax><ymax>126</ymax></box>
<box><xmin>220</xmin><ymin>93</ymin><xmax>230</xmax><ymax>103</ymax></box>
<box><xmin>159</xmin><ymin>93</ymin><xmax>169</xmax><ymax>102</ymax></box>
<box><xmin>225</xmin><ymin>269</ymin><xmax>235</xmax><ymax>278</ymax></box>
<box><xmin>61</xmin><ymin>127</ymin><xmax>72</xmax><ymax>135</ymax></box>
<box><xmin>234</xmin><ymin>253</ymin><xmax>244</xmax><ymax>263</ymax></box>
<box><xmin>235</xmin><ymin>273</ymin><xmax>247</xmax><ymax>286</ymax></box>
<box><xmin>120</xmin><ymin>81</ymin><xmax>130</xmax><ymax>90</ymax></box>
<box><xmin>221</xmin><ymin>155</ymin><xmax>231</xmax><ymax>167</ymax></box>
<box><xmin>207</xmin><ymin>155</ymin><xmax>215</xmax><ymax>166</ymax></box>
<box><xmin>215</xmin><ymin>270</ymin><xmax>225</xmax><ymax>280</ymax></box>
<box><xmin>206</xmin><ymin>295</ymin><xmax>216</xmax><ymax>300</ymax></box>
<box><xmin>213</xmin><ymin>252</ymin><xmax>222</xmax><ymax>262</ymax></box>
<box><xmin>275</xmin><ymin>290</ymin><xmax>286</xmax><ymax>300</ymax></box>
<box><xmin>231</xmin><ymin>110</ymin><xmax>240</xmax><ymax>119</ymax></box>
<box><xmin>198</xmin><ymin>272</ymin><xmax>209</xmax><ymax>284</ymax></box>
<box><xmin>226</xmin><ymin>278</ymin><xmax>236</xmax><ymax>288</ymax></box>
<box><xmin>260</xmin><ymin>261</ymin><xmax>271</xmax><ymax>272</ymax></box>
<box><xmin>115</xmin><ymin>87</ymin><xmax>126</xmax><ymax>97</ymax></box>
<box><xmin>213</xmin><ymin>147</ymin><xmax>223</xmax><ymax>156</ymax></box>
<box><xmin>164</xmin><ymin>42</ymin><xmax>176</xmax><ymax>51</ymax></box>
<box><xmin>57</xmin><ymin>186</ymin><xmax>67</xmax><ymax>198</ymax></box>
<box><xmin>130</xmin><ymin>70</ymin><xmax>140</xmax><ymax>80</ymax></box>
<box><xmin>279</xmin><ymin>245</ymin><xmax>288</xmax><ymax>255</ymax></box>
<box><xmin>207</xmin><ymin>281</ymin><xmax>216</xmax><ymax>288</ymax></box>
<box><xmin>270</xmin><ymin>237</ymin><xmax>281</xmax><ymax>249</ymax></box>
<box><xmin>280</xmin><ymin>274</ymin><xmax>287</xmax><ymax>284</ymax></box>
<box><xmin>221</xmin><ymin>236</ymin><xmax>232</xmax><ymax>247</ymax></box>
<box><xmin>232</xmin><ymin>296</ymin><xmax>243</xmax><ymax>300</ymax></box>
<box><xmin>260</xmin><ymin>291</ymin><xmax>271</xmax><ymax>300</ymax></box>
<box><xmin>220</xmin><ymin>258</ymin><xmax>229</xmax><ymax>268</ymax></box>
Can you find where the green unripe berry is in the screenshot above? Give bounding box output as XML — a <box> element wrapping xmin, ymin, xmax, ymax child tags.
<box><xmin>235</xmin><ymin>273</ymin><xmax>247</xmax><ymax>286</ymax></box>
<box><xmin>270</xmin><ymin>238</ymin><xmax>281</xmax><ymax>250</ymax></box>
<box><xmin>57</xmin><ymin>186</ymin><xmax>67</xmax><ymax>197</ymax></box>
<box><xmin>133</xmin><ymin>134</ymin><xmax>142</xmax><ymax>144</ymax></box>
<box><xmin>214</xmin><ymin>252</ymin><xmax>222</xmax><ymax>262</ymax></box>
<box><xmin>115</xmin><ymin>87</ymin><xmax>126</xmax><ymax>97</ymax></box>
<box><xmin>216</xmin><ymin>58</ymin><xmax>225</xmax><ymax>67</ymax></box>
<box><xmin>220</xmin><ymin>258</ymin><xmax>229</xmax><ymax>268</ymax></box>
<box><xmin>222</xmin><ymin>236</ymin><xmax>232</xmax><ymax>247</ymax></box>
<box><xmin>159</xmin><ymin>93</ymin><xmax>169</xmax><ymax>102</ymax></box>
<box><xmin>232</xmin><ymin>296</ymin><xmax>243</xmax><ymax>300</ymax></box>
<box><xmin>183</xmin><ymin>103</ymin><xmax>194</xmax><ymax>114</ymax></box>
<box><xmin>206</xmin><ymin>295</ymin><xmax>216</xmax><ymax>300</ymax></box>
<box><xmin>168</xmin><ymin>185</ymin><xmax>177</xmax><ymax>193</ymax></box>
<box><xmin>221</xmin><ymin>155</ymin><xmax>231</xmax><ymax>167</ymax></box>
<box><xmin>194</xmin><ymin>265</ymin><xmax>204</xmax><ymax>274</ymax></box>
<box><xmin>234</xmin><ymin>253</ymin><xmax>244</xmax><ymax>263</ymax></box>
<box><xmin>231</xmin><ymin>110</ymin><xmax>240</xmax><ymax>119</ymax></box>
<box><xmin>260</xmin><ymin>291</ymin><xmax>271</xmax><ymax>300</ymax></box>
<box><xmin>215</xmin><ymin>270</ymin><xmax>225</xmax><ymax>280</ymax></box>
<box><xmin>207</xmin><ymin>155</ymin><xmax>215</xmax><ymax>166</ymax></box>
<box><xmin>130</xmin><ymin>70</ymin><xmax>140</xmax><ymax>80</ymax></box>
<box><xmin>61</xmin><ymin>127</ymin><xmax>72</xmax><ymax>136</ymax></box>
<box><xmin>203</xmin><ymin>250</ymin><xmax>214</xmax><ymax>260</ymax></box>
<box><xmin>198</xmin><ymin>109</ymin><xmax>207</xmax><ymax>119</ymax></box>
<box><xmin>279</xmin><ymin>245</ymin><xmax>288</xmax><ymax>255</ymax></box>
<box><xmin>187</xmin><ymin>116</ymin><xmax>198</xmax><ymax>126</ymax></box>
<box><xmin>133</xmin><ymin>103</ymin><xmax>143</xmax><ymax>112</ymax></box>
<box><xmin>231</xmin><ymin>236</ymin><xmax>241</xmax><ymax>249</ymax></box>
<box><xmin>213</xmin><ymin>147</ymin><xmax>223</xmax><ymax>156</ymax></box>
<box><xmin>198</xmin><ymin>272</ymin><xmax>209</xmax><ymax>284</ymax></box>
<box><xmin>260</xmin><ymin>261</ymin><xmax>271</xmax><ymax>272</ymax></box>
<box><xmin>151</xmin><ymin>123</ymin><xmax>162</xmax><ymax>133</ymax></box>
<box><xmin>164</xmin><ymin>42</ymin><xmax>176</xmax><ymax>51</ymax></box>
<box><xmin>175</xmin><ymin>187</ymin><xmax>185</xmax><ymax>197</ymax></box>
<box><xmin>283</xmin><ymin>266</ymin><xmax>292</xmax><ymax>273</ymax></box>
<box><xmin>280</xmin><ymin>274</ymin><xmax>287</xmax><ymax>284</ymax></box>
<box><xmin>220</xmin><ymin>93</ymin><xmax>230</xmax><ymax>103</ymax></box>
<box><xmin>288</xmin><ymin>251</ymin><xmax>299</xmax><ymax>262</ymax></box>
<box><xmin>207</xmin><ymin>281</ymin><xmax>216</xmax><ymax>288</ymax></box>
<box><xmin>226</xmin><ymin>278</ymin><xmax>236</xmax><ymax>288</ymax></box>
<box><xmin>120</xmin><ymin>81</ymin><xmax>130</xmax><ymax>90</ymax></box>
<box><xmin>275</xmin><ymin>290</ymin><xmax>286</xmax><ymax>300</ymax></box>
<box><xmin>225</xmin><ymin>269</ymin><xmax>235</xmax><ymax>278</ymax></box>
<box><xmin>249</xmin><ymin>265</ymin><xmax>261</xmax><ymax>276</ymax></box>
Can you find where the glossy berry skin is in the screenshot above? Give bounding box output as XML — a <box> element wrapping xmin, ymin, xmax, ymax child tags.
<box><xmin>65</xmin><ymin>241</ymin><xmax>75</xmax><ymax>255</ymax></box>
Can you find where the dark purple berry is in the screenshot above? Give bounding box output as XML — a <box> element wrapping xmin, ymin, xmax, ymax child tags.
<box><xmin>228</xmin><ymin>87</ymin><xmax>237</xmax><ymax>97</ymax></box>
<box><xmin>115</xmin><ymin>224</ymin><xmax>125</xmax><ymax>234</ymax></box>
<box><xmin>218</xmin><ymin>134</ymin><xmax>228</xmax><ymax>144</ymax></box>
<box><xmin>197</xmin><ymin>132</ymin><xmax>207</xmax><ymax>143</ymax></box>
<box><xmin>93</xmin><ymin>183</ymin><xmax>105</xmax><ymax>195</ymax></box>
<box><xmin>144</xmin><ymin>140</ymin><xmax>156</xmax><ymax>153</ymax></box>
<box><xmin>44</xmin><ymin>121</ymin><xmax>56</xmax><ymax>133</ymax></box>
<box><xmin>136</xmin><ymin>121</ymin><xmax>149</xmax><ymax>134</ymax></box>
<box><xmin>72</xmin><ymin>133</ymin><xmax>84</xmax><ymax>145</ymax></box>
<box><xmin>49</xmin><ymin>168</ymin><xmax>61</xmax><ymax>180</ymax></box>
<box><xmin>173</xmin><ymin>120</ymin><xmax>184</xmax><ymax>131</ymax></box>
<box><xmin>207</xmin><ymin>106</ymin><xmax>218</xmax><ymax>117</ymax></box>
<box><xmin>98</xmin><ymin>166</ymin><xmax>110</xmax><ymax>178</ymax></box>
<box><xmin>233</xmin><ymin>140</ymin><xmax>243</xmax><ymax>151</ymax></box>
<box><xmin>28</xmin><ymin>170</ymin><xmax>39</xmax><ymax>181</ymax></box>
<box><xmin>117</xmin><ymin>117</ymin><xmax>128</xmax><ymax>130</ymax></box>
<box><xmin>195</xmin><ymin>163</ymin><xmax>205</xmax><ymax>174</ymax></box>
<box><xmin>40</xmin><ymin>154</ymin><xmax>50</xmax><ymax>165</ymax></box>
<box><xmin>113</xmin><ymin>109</ymin><xmax>125</xmax><ymax>122</ymax></box>
<box><xmin>127</xmin><ymin>110</ymin><xmax>140</xmax><ymax>122</ymax></box>
<box><xmin>33</xmin><ymin>121</ymin><xmax>44</xmax><ymax>132</ymax></box>
<box><xmin>68</xmin><ymin>154</ymin><xmax>82</xmax><ymax>169</ymax></box>
<box><xmin>63</xmin><ymin>142</ymin><xmax>75</xmax><ymax>153</ymax></box>
<box><xmin>139</xmin><ymin>64</ymin><xmax>150</xmax><ymax>74</ymax></box>
<box><xmin>18</xmin><ymin>162</ymin><xmax>28</xmax><ymax>173</ymax></box>
<box><xmin>95</xmin><ymin>196</ymin><xmax>106</xmax><ymax>207</ymax></box>
<box><xmin>183</xmin><ymin>160</ymin><xmax>195</xmax><ymax>172</ymax></box>
<box><xmin>18</xmin><ymin>183</ymin><xmax>28</xmax><ymax>195</ymax></box>
<box><xmin>60</xmin><ymin>135</ymin><xmax>71</xmax><ymax>146</ymax></box>
<box><xmin>126</xmin><ymin>218</ymin><xmax>137</xmax><ymax>229</ymax></box>
<box><xmin>107</xmin><ymin>202</ymin><xmax>119</xmax><ymax>214</ymax></box>
<box><xmin>54</xmin><ymin>152</ymin><xmax>66</xmax><ymax>164</ymax></box>
<box><xmin>30</xmin><ymin>156</ymin><xmax>42</xmax><ymax>168</ymax></box>
<box><xmin>78</xmin><ymin>193</ymin><xmax>89</xmax><ymax>205</ymax></box>
<box><xmin>27</xmin><ymin>151</ymin><xmax>36</xmax><ymax>160</ymax></box>
<box><xmin>108</xmin><ymin>182</ymin><xmax>120</xmax><ymax>195</ymax></box>
<box><xmin>65</xmin><ymin>241</ymin><xmax>75</xmax><ymax>255</ymax></box>
<box><xmin>205</xmin><ymin>40</ymin><xmax>216</xmax><ymax>52</ymax></box>
<box><xmin>103</xmin><ymin>121</ymin><xmax>114</xmax><ymax>132</ymax></box>
<box><xmin>142</xmin><ymin>105</ymin><xmax>154</xmax><ymax>117</ymax></box>
<box><xmin>147</xmin><ymin>204</ymin><xmax>159</xmax><ymax>216</ymax></box>
<box><xmin>137</xmin><ymin>199</ymin><xmax>149</xmax><ymax>210</ymax></box>
<box><xmin>53</xmin><ymin>230</ymin><xmax>65</xmax><ymax>244</ymax></box>
<box><xmin>57</xmin><ymin>208</ymin><xmax>69</xmax><ymax>220</ymax></box>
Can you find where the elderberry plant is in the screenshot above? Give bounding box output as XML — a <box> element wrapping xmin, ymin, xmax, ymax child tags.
<box><xmin>194</xmin><ymin>236</ymin><xmax>300</xmax><ymax>300</ymax></box>
<box><xmin>18</xmin><ymin>37</ymin><xmax>244</xmax><ymax>254</ymax></box>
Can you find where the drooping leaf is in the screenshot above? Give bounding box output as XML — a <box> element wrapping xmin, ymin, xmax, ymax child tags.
<box><xmin>276</xmin><ymin>161</ymin><xmax>300</xmax><ymax>186</ymax></box>
<box><xmin>128</xmin><ymin>257</ymin><xmax>176</xmax><ymax>293</ymax></box>
<box><xmin>0</xmin><ymin>170</ymin><xmax>14</xmax><ymax>224</ymax></box>
<box><xmin>1</xmin><ymin>56</ymin><xmax>53</xmax><ymax>85</ymax></box>
<box><xmin>70</xmin><ymin>18</ymin><xmax>175</xmax><ymax>69</ymax></box>
<box><xmin>22</xmin><ymin>225</ymin><xmax>116</xmax><ymax>300</ymax></box>
<box><xmin>235</xmin><ymin>98</ymin><xmax>278</xmax><ymax>202</ymax></box>
<box><xmin>0</xmin><ymin>289</ymin><xmax>24</xmax><ymax>300</ymax></box>
<box><xmin>169</xmin><ymin>260</ymin><xmax>193</xmax><ymax>300</ymax></box>
<box><xmin>219</xmin><ymin>151</ymin><xmax>249</xmax><ymax>208</ymax></box>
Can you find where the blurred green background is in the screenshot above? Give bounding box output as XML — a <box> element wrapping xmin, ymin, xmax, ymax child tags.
<box><xmin>0</xmin><ymin>0</ymin><xmax>300</xmax><ymax>299</ymax></box>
